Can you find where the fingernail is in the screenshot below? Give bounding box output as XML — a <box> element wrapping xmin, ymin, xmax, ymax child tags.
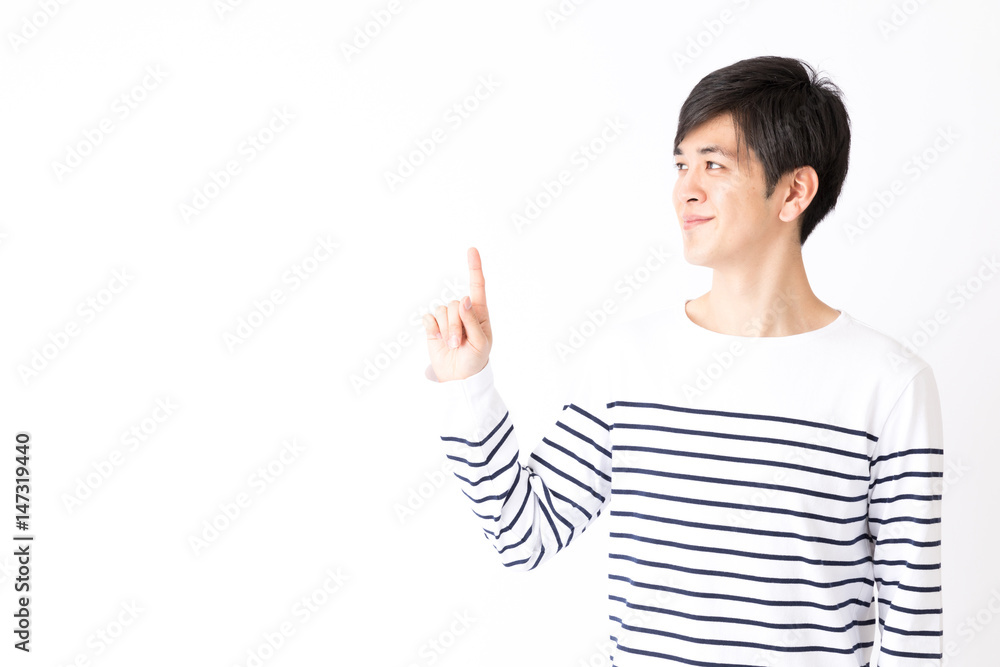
<box><xmin>463</xmin><ymin>296</ymin><xmax>471</xmax><ymax>310</ymax></box>
<box><xmin>449</xmin><ymin>335</ymin><xmax>459</xmax><ymax>348</ymax></box>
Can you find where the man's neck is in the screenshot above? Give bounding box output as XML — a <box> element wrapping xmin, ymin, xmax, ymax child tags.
<box><xmin>686</xmin><ymin>250</ymin><xmax>839</xmax><ymax>338</ymax></box>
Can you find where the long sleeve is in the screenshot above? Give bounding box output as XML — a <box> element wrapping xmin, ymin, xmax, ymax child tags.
<box><xmin>867</xmin><ymin>364</ymin><xmax>944</xmax><ymax>664</ymax></box>
<box><xmin>424</xmin><ymin>351</ymin><xmax>614</xmax><ymax>572</ymax></box>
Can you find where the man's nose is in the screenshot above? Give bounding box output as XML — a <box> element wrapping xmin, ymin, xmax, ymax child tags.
<box><xmin>677</xmin><ymin>172</ymin><xmax>706</xmax><ymax>204</ymax></box>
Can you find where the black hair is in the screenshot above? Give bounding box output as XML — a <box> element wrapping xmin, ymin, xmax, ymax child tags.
<box><xmin>674</xmin><ymin>56</ymin><xmax>851</xmax><ymax>245</ymax></box>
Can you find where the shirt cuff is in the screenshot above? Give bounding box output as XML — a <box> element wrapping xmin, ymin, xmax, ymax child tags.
<box><xmin>423</xmin><ymin>359</ymin><xmax>499</xmax><ymax>438</ymax></box>
<box><xmin>424</xmin><ymin>358</ymin><xmax>494</xmax><ymax>393</ymax></box>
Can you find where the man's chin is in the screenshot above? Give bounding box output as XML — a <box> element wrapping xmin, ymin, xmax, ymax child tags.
<box><xmin>681</xmin><ymin>245</ymin><xmax>713</xmax><ymax>268</ymax></box>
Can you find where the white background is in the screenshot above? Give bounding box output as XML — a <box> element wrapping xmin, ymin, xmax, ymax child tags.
<box><xmin>1</xmin><ymin>0</ymin><xmax>998</xmax><ymax>665</ymax></box>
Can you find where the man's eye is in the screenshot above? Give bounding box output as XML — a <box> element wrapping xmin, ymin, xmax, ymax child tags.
<box><xmin>675</xmin><ymin>162</ymin><xmax>722</xmax><ymax>171</ymax></box>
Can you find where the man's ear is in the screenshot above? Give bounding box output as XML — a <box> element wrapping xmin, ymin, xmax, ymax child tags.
<box><xmin>778</xmin><ymin>166</ymin><xmax>819</xmax><ymax>223</ymax></box>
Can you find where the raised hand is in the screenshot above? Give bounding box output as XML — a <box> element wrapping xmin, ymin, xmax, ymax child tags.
<box><xmin>423</xmin><ymin>246</ymin><xmax>493</xmax><ymax>382</ymax></box>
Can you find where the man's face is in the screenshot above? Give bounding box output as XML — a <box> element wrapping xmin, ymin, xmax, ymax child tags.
<box><xmin>672</xmin><ymin>113</ymin><xmax>789</xmax><ymax>269</ymax></box>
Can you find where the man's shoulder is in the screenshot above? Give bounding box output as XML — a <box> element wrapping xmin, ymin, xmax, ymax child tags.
<box><xmin>837</xmin><ymin>310</ymin><xmax>933</xmax><ymax>382</ymax></box>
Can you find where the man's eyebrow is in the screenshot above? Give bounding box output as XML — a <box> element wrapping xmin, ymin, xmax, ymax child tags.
<box><xmin>673</xmin><ymin>144</ymin><xmax>736</xmax><ymax>160</ymax></box>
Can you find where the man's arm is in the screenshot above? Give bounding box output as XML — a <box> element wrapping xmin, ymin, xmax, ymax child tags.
<box><xmin>868</xmin><ymin>364</ymin><xmax>944</xmax><ymax>664</ymax></box>
<box><xmin>425</xmin><ymin>351</ymin><xmax>614</xmax><ymax>572</ymax></box>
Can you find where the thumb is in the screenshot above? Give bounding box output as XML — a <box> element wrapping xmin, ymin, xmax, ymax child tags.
<box><xmin>458</xmin><ymin>295</ymin><xmax>487</xmax><ymax>350</ymax></box>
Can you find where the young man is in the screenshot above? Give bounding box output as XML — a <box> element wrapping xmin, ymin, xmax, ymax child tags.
<box><xmin>423</xmin><ymin>56</ymin><xmax>943</xmax><ymax>666</ymax></box>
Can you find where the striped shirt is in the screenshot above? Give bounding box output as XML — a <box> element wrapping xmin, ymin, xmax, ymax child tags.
<box><xmin>424</xmin><ymin>299</ymin><xmax>944</xmax><ymax>666</ymax></box>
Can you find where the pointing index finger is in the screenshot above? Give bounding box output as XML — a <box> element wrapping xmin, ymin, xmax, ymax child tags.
<box><xmin>467</xmin><ymin>246</ymin><xmax>487</xmax><ymax>308</ymax></box>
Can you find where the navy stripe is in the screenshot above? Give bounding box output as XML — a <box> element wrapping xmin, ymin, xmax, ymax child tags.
<box><xmin>534</xmin><ymin>490</ymin><xmax>563</xmax><ymax>552</ymax></box>
<box><xmin>878</xmin><ymin>645</ymin><xmax>942</xmax><ymax>660</ymax></box>
<box><xmin>614</xmin><ymin>444</ymin><xmax>868</xmax><ymax>481</ymax></box>
<box><xmin>550</xmin><ymin>487</ymin><xmax>593</xmax><ymax>521</ymax></box>
<box><xmin>870</xmin><ymin>470</ymin><xmax>942</xmax><ymax>489</ymax></box>
<box><xmin>870</xmin><ymin>447</ymin><xmax>944</xmax><ymax>466</ymax></box>
<box><xmin>872</xmin><ymin>559</ymin><xmax>940</xmax><ymax>570</ymax></box>
<box><xmin>609</xmin><ymin>552</ymin><xmax>874</xmax><ymax>589</ymax></box>
<box><xmin>609</xmin><ymin>400</ymin><xmax>878</xmax><ymax>441</ymax></box>
<box><xmin>452</xmin><ymin>449</ymin><xmax>518</xmax><ymax>487</ymax></box>
<box><xmin>501</xmin><ymin>466</ymin><xmax>521</xmax><ymax>505</ymax></box>
<box><xmin>897</xmin><ymin>582</ymin><xmax>942</xmax><ymax>593</ymax></box>
<box><xmin>610</xmin><ymin>509</ymin><xmax>869</xmax><ymax>547</ymax></box>
<box><xmin>496</xmin><ymin>524</ymin><xmax>532</xmax><ymax>555</ymax></box>
<box><xmin>887</xmin><ymin>602</ymin><xmax>943</xmax><ymax>615</ymax></box>
<box><xmin>440</xmin><ymin>410</ymin><xmax>508</xmax><ymax>447</ymax></box>
<box><xmin>501</xmin><ymin>553</ymin><xmax>531</xmax><ymax>568</ymax></box>
<box><xmin>460</xmin><ymin>464</ymin><xmax>520</xmax><ymax>503</ymax></box>
<box><xmin>529</xmin><ymin>544</ymin><xmax>545</xmax><ymax>570</ymax></box>
<box><xmin>563</xmin><ymin>402</ymin><xmax>612</xmax><ymax>432</ymax></box>
<box><xmin>876</xmin><ymin>577</ymin><xmax>942</xmax><ymax>592</ymax></box>
<box><xmin>609</xmin><ymin>574</ymin><xmax>870</xmax><ymax>611</ymax></box>
<box><xmin>541</xmin><ymin>437</ymin><xmax>611</xmax><ymax>482</ymax></box>
<box><xmin>612</xmin><ymin>639</ymin><xmax>755</xmax><ymax>667</ymax></box>
<box><xmin>870</xmin><ymin>493</ymin><xmax>942</xmax><ymax>504</ymax></box>
<box><xmin>445</xmin><ymin>425</ymin><xmax>511</xmax><ymax>467</ymax></box>
<box><xmin>613</xmin><ymin>421</ymin><xmax>869</xmax><ymax>461</ymax></box>
<box><xmin>868</xmin><ymin>515</ymin><xmax>940</xmax><ymax>525</ymax></box>
<box><xmin>539</xmin><ymin>479</ymin><xmax>575</xmax><ymax>537</ymax></box>
<box><xmin>612</xmin><ymin>487</ymin><xmax>867</xmax><ymax>525</ymax></box>
<box><xmin>610</xmin><ymin>616</ymin><xmax>872</xmax><ymax>654</ymax></box>
<box><xmin>531</xmin><ymin>452</ymin><xmax>606</xmax><ymax>503</ymax></box>
<box><xmin>483</xmin><ymin>481</ymin><xmax>531</xmax><ymax>538</ymax></box>
<box><xmin>613</xmin><ymin>466</ymin><xmax>868</xmax><ymax>503</ymax></box>
<box><xmin>468</xmin><ymin>506</ymin><xmax>499</xmax><ymax>522</ymax></box>
<box><xmin>881</xmin><ymin>623</ymin><xmax>942</xmax><ymax>637</ymax></box>
<box><xmin>876</xmin><ymin>536</ymin><xmax>940</xmax><ymax>548</ymax></box>
<box><xmin>609</xmin><ymin>594</ymin><xmax>876</xmax><ymax>633</ymax></box>
<box><xmin>610</xmin><ymin>531</ymin><xmax>871</xmax><ymax>567</ymax></box>
<box><xmin>556</xmin><ymin>419</ymin><xmax>612</xmax><ymax>458</ymax></box>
